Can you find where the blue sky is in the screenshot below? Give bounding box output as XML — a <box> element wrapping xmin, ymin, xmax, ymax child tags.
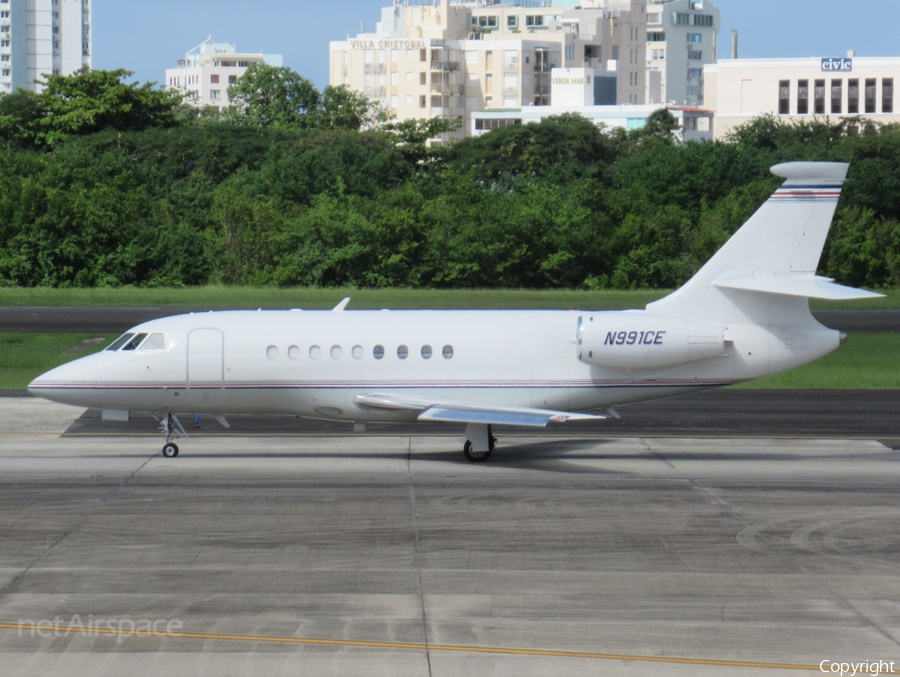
<box><xmin>95</xmin><ymin>0</ymin><xmax>899</xmax><ymax>90</ymax></box>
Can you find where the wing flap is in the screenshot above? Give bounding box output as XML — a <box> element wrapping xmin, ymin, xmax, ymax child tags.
<box><xmin>354</xmin><ymin>393</ymin><xmax>604</xmax><ymax>427</ymax></box>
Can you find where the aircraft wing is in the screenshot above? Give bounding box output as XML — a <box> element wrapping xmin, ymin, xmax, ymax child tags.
<box><xmin>353</xmin><ymin>393</ymin><xmax>605</xmax><ymax>427</ymax></box>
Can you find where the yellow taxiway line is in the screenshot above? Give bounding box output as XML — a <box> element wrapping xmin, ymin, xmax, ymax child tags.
<box><xmin>0</xmin><ymin>621</ymin><xmax>831</xmax><ymax>671</ymax></box>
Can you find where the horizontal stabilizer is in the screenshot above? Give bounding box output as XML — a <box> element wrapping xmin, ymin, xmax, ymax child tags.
<box><xmin>713</xmin><ymin>274</ymin><xmax>883</xmax><ymax>300</ymax></box>
<box><xmin>355</xmin><ymin>393</ymin><xmax>604</xmax><ymax>427</ymax></box>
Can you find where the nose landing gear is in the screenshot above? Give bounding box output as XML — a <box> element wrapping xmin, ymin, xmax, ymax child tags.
<box><xmin>159</xmin><ymin>413</ymin><xmax>187</xmax><ymax>458</ymax></box>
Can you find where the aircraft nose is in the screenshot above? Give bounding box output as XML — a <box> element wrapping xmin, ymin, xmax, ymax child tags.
<box><xmin>28</xmin><ymin>354</ymin><xmax>102</xmax><ymax>406</ymax></box>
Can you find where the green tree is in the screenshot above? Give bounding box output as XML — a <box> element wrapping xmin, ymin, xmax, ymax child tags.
<box><xmin>35</xmin><ymin>68</ymin><xmax>182</xmax><ymax>146</ymax></box>
<box><xmin>225</xmin><ymin>63</ymin><xmax>321</xmax><ymax>129</ymax></box>
<box><xmin>319</xmin><ymin>84</ymin><xmax>388</xmax><ymax>131</ymax></box>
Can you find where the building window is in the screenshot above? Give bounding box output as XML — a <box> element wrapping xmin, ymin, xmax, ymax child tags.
<box><xmin>831</xmin><ymin>79</ymin><xmax>842</xmax><ymax>114</ymax></box>
<box><xmin>673</xmin><ymin>13</ymin><xmax>690</xmax><ymax>25</ymax></box>
<box><xmin>238</xmin><ymin>61</ymin><xmax>248</xmax><ymax>67</ymax></box>
<box><xmin>688</xmin><ymin>68</ymin><xmax>702</xmax><ymax>79</ymax></box>
<box><xmin>797</xmin><ymin>79</ymin><xmax>809</xmax><ymax>114</ymax></box>
<box><xmin>210</xmin><ymin>90</ymin><xmax>220</xmax><ymax>100</ymax></box>
<box><xmin>651</xmin><ymin>49</ymin><xmax>666</xmax><ymax>60</ymax></box>
<box><xmin>474</xmin><ymin>15</ymin><xmax>498</xmax><ymax>28</ymax></box>
<box><xmin>848</xmin><ymin>79</ymin><xmax>859</xmax><ymax>114</ymax></box>
<box><xmin>865</xmin><ymin>78</ymin><xmax>877</xmax><ymax>113</ymax></box>
<box><xmin>1</xmin><ymin>69</ymin><xmax>9</xmax><ymax>77</ymax></box>
<box><xmin>228</xmin><ymin>75</ymin><xmax>237</xmax><ymax>84</ymax></box>
<box><xmin>210</xmin><ymin>74</ymin><xmax>219</xmax><ymax>84</ymax></box>
<box><xmin>814</xmin><ymin>79</ymin><xmax>825</xmax><ymax>114</ymax></box>
<box><xmin>647</xmin><ymin>31</ymin><xmax>665</xmax><ymax>42</ymax></box>
<box><xmin>525</xmin><ymin>15</ymin><xmax>544</xmax><ymax>27</ymax></box>
<box><xmin>778</xmin><ymin>80</ymin><xmax>790</xmax><ymax>115</ymax></box>
<box><xmin>883</xmin><ymin>78</ymin><xmax>894</xmax><ymax>113</ymax></box>
<box><xmin>419</xmin><ymin>95</ymin><xmax>426</xmax><ymax>108</ymax></box>
<box><xmin>507</xmin><ymin>15</ymin><xmax>517</xmax><ymax>28</ymax></box>
<box><xmin>647</xmin><ymin>12</ymin><xmax>661</xmax><ymax>25</ymax></box>
<box><xmin>686</xmin><ymin>33</ymin><xmax>702</xmax><ymax>43</ymax></box>
<box><xmin>693</xmin><ymin>14</ymin><xmax>714</xmax><ymax>27</ymax></box>
<box><xmin>687</xmin><ymin>50</ymin><xmax>702</xmax><ymax>61</ymax></box>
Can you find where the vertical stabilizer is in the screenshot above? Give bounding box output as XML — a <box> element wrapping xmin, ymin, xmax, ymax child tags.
<box><xmin>647</xmin><ymin>162</ymin><xmax>879</xmax><ymax>324</ymax></box>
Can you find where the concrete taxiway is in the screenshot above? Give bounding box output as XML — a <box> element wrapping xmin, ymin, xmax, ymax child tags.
<box><xmin>1</xmin><ymin>398</ymin><xmax>899</xmax><ymax>676</ymax></box>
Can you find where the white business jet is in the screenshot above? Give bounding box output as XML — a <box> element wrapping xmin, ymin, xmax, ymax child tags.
<box><xmin>29</xmin><ymin>162</ymin><xmax>881</xmax><ymax>461</ymax></box>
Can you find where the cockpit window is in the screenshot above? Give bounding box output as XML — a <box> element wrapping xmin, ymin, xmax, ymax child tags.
<box><xmin>138</xmin><ymin>333</ymin><xmax>166</xmax><ymax>350</ymax></box>
<box><xmin>121</xmin><ymin>333</ymin><xmax>148</xmax><ymax>351</ymax></box>
<box><xmin>106</xmin><ymin>333</ymin><xmax>135</xmax><ymax>351</ymax></box>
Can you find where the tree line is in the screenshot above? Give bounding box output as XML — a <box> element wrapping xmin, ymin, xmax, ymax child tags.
<box><xmin>0</xmin><ymin>66</ymin><xmax>898</xmax><ymax>289</ymax></box>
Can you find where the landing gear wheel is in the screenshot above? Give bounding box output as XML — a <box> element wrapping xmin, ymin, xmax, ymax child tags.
<box><xmin>463</xmin><ymin>437</ymin><xmax>495</xmax><ymax>463</ymax></box>
<box><xmin>162</xmin><ymin>442</ymin><xmax>179</xmax><ymax>458</ymax></box>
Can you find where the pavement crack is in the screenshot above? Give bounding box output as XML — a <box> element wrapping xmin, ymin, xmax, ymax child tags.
<box><xmin>0</xmin><ymin>451</ymin><xmax>156</xmax><ymax>598</ymax></box>
<box><xmin>407</xmin><ymin>437</ymin><xmax>434</xmax><ymax>677</ymax></box>
<box><xmin>638</xmin><ymin>437</ymin><xmax>807</xmax><ymax>575</ymax></box>
<box><xmin>840</xmin><ymin>597</ymin><xmax>900</xmax><ymax>650</ymax></box>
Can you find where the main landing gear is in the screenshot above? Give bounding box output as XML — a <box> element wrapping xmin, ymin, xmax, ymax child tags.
<box><xmin>463</xmin><ymin>423</ymin><xmax>496</xmax><ymax>462</ymax></box>
<box><xmin>158</xmin><ymin>413</ymin><xmax>187</xmax><ymax>458</ymax></box>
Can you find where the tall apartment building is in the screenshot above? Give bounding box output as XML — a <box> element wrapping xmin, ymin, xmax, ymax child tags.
<box><xmin>0</xmin><ymin>0</ymin><xmax>92</xmax><ymax>94</ymax></box>
<box><xmin>165</xmin><ymin>37</ymin><xmax>283</xmax><ymax>109</ymax></box>
<box><xmin>646</xmin><ymin>0</ymin><xmax>719</xmax><ymax>105</ymax></box>
<box><xmin>329</xmin><ymin>0</ymin><xmax>647</xmax><ymax>141</ymax></box>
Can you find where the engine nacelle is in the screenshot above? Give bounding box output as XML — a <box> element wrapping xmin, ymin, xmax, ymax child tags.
<box><xmin>577</xmin><ymin>313</ymin><xmax>729</xmax><ymax>370</ymax></box>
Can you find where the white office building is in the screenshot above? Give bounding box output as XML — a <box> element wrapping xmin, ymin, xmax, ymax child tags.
<box><xmin>473</xmin><ymin>67</ymin><xmax>713</xmax><ymax>142</ymax></box>
<box><xmin>0</xmin><ymin>0</ymin><xmax>91</xmax><ymax>94</ymax></box>
<box><xmin>330</xmin><ymin>0</ymin><xmax>647</xmax><ymax>141</ymax></box>
<box><xmin>166</xmin><ymin>37</ymin><xmax>283</xmax><ymax>109</ymax></box>
<box><xmin>705</xmin><ymin>55</ymin><xmax>900</xmax><ymax>139</ymax></box>
<box><xmin>645</xmin><ymin>0</ymin><xmax>720</xmax><ymax>106</ymax></box>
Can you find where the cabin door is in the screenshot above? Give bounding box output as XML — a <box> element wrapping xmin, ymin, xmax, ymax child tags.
<box><xmin>187</xmin><ymin>328</ymin><xmax>224</xmax><ymax>407</ymax></box>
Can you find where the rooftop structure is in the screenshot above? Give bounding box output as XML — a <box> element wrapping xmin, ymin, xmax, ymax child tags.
<box><xmin>165</xmin><ymin>37</ymin><xmax>283</xmax><ymax>109</ymax></box>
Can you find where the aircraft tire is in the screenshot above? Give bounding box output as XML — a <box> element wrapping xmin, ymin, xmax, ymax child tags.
<box><xmin>463</xmin><ymin>440</ymin><xmax>492</xmax><ymax>463</ymax></box>
<box><xmin>162</xmin><ymin>443</ymin><xmax>179</xmax><ymax>458</ymax></box>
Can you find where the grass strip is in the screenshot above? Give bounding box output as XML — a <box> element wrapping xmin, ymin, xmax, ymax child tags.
<box><xmin>731</xmin><ymin>333</ymin><xmax>900</xmax><ymax>389</ymax></box>
<box><xmin>0</xmin><ymin>286</ymin><xmax>897</xmax><ymax>310</ymax></box>
<box><xmin>4</xmin><ymin>332</ymin><xmax>897</xmax><ymax>392</ymax></box>
<box><xmin>0</xmin><ymin>333</ymin><xmax>109</xmax><ymax>390</ymax></box>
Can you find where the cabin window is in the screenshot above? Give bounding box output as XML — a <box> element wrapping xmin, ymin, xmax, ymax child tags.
<box><xmin>122</xmin><ymin>333</ymin><xmax>148</xmax><ymax>351</ymax></box>
<box><xmin>352</xmin><ymin>345</ymin><xmax>363</xmax><ymax>359</ymax></box>
<box><xmin>397</xmin><ymin>344</ymin><xmax>409</xmax><ymax>359</ymax></box>
<box><xmin>309</xmin><ymin>345</ymin><xmax>321</xmax><ymax>359</ymax></box>
<box><xmin>139</xmin><ymin>333</ymin><xmax>166</xmax><ymax>350</ymax></box>
<box><xmin>373</xmin><ymin>344</ymin><xmax>385</xmax><ymax>359</ymax></box>
<box><xmin>331</xmin><ymin>345</ymin><xmax>342</xmax><ymax>359</ymax></box>
<box><xmin>421</xmin><ymin>345</ymin><xmax>432</xmax><ymax>359</ymax></box>
<box><xmin>442</xmin><ymin>344</ymin><xmax>454</xmax><ymax>359</ymax></box>
<box><xmin>266</xmin><ymin>345</ymin><xmax>279</xmax><ymax>360</ymax></box>
<box><xmin>288</xmin><ymin>345</ymin><xmax>300</xmax><ymax>360</ymax></box>
<box><xmin>106</xmin><ymin>333</ymin><xmax>135</xmax><ymax>351</ymax></box>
